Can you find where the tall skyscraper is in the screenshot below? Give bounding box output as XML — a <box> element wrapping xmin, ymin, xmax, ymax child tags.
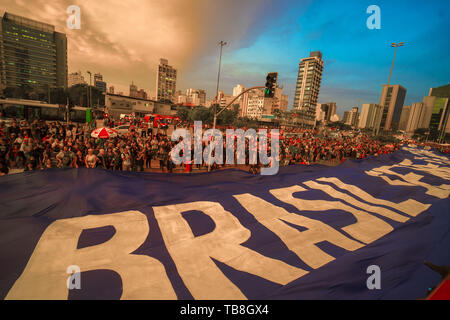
<box><xmin>404</xmin><ymin>102</ymin><xmax>429</xmax><ymax>134</ymax></box>
<box><xmin>233</xmin><ymin>84</ymin><xmax>245</xmax><ymax>97</ymax></box>
<box><xmin>343</xmin><ymin>107</ymin><xmax>359</xmax><ymax>127</ymax></box>
<box><xmin>377</xmin><ymin>84</ymin><xmax>407</xmax><ymax>132</ymax></box>
<box><xmin>398</xmin><ymin>105</ymin><xmax>411</xmax><ymax>131</ymax></box>
<box><xmin>293</xmin><ymin>51</ymin><xmax>324</xmax><ymax>127</ymax></box>
<box><xmin>427</xmin><ymin>84</ymin><xmax>450</xmax><ymax>137</ymax></box>
<box><xmin>316</xmin><ymin>102</ymin><xmax>336</xmax><ymax>122</ymax></box>
<box><xmin>156</xmin><ymin>58</ymin><xmax>177</xmax><ymax>103</ymax></box>
<box><xmin>129</xmin><ymin>81</ymin><xmax>138</xmax><ymax>97</ymax></box>
<box><xmin>359</xmin><ymin>103</ymin><xmax>383</xmax><ymax>129</ymax></box>
<box><xmin>0</xmin><ymin>12</ymin><xmax>68</xmax><ymax>92</ymax></box>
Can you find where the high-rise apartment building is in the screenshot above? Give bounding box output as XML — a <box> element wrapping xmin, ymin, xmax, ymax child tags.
<box><xmin>398</xmin><ymin>105</ymin><xmax>411</xmax><ymax>131</ymax></box>
<box><xmin>293</xmin><ymin>51</ymin><xmax>324</xmax><ymax>127</ymax></box>
<box><xmin>377</xmin><ymin>84</ymin><xmax>407</xmax><ymax>132</ymax></box>
<box><xmin>316</xmin><ymin>102</ymin><xmax>336</xmax><ymax>122</ymax></box>
<box><xmin>233</xmin><ymin>84</ymin><xmax>245</xmax><ymax>97</ymax></box>
<box><xmin>404</xmin><ymin>102</ymin><xmax>429</xmax><ymax>134</ymax></box>
<box><xmin>156</xmin><ymin>58</ymin><xmax>177</xmax><ymax>103</ymax></box>
<box><xmin>185</xmin><ymin>88</ymin><xmax>206</xmax><ymax>106</ymax></box>
<box><xmin>68</xmin><ymin>71</ymin><xmax>86</xmax><ymax>87</ymax></box>
<box><xmin>0</xmin><ymin>12</ymin><xmax>68</xmax><ymax>92</ymax></box>
<box><xmin>359</xmin><ymin>103</ymin><xmax>383</xmax><ymax>129</ymax></box>
<box><xmin>343</xmin><ymin>107</ymin><xmax>359</xmax><ymax>127</ymax></box>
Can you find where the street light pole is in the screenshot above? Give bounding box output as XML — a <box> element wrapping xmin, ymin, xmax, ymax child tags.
<box><xmin>387</xmin><ymin>42</ymin><xmax>404</xmax><ymax>86</ymax></box>
<box><xmin>208</xmin><ymin>40</ymin><xmax>227</xmax><ymax>172</ymax></box>
<box><xmin>87</xmin><ymin>71</ymin><xmax>92</xmax><ymax>108</ymax></box>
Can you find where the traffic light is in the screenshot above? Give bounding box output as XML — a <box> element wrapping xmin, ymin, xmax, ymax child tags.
<box><xmin>264</xmin><ymin>72</ymin><xmax>277</xmax><ymax>98</ymax></box>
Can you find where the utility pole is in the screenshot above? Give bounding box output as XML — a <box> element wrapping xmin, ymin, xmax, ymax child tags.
<box><xmin>87</xmin><ymin>71</ymin><xmax>92</xmax><ymax>108</ymax></box>
<box><xmin>208</xmin><ymin>40</ymin><xmax>227</xmax><ymax>172</ymax></box>
<box><xmin>388</xmin><ymin>42</ymin><xmax>404</xmax><ymax>86</ymax></box>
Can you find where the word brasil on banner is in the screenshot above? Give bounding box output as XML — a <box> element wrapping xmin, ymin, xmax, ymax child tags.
<box><xmin>2</xmin><ymin>146</ymin><xmax>450</xmax><ymax>299</ymax></box>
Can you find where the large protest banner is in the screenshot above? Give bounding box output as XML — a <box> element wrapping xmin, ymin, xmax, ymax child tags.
<box><xmin>0</xmin><ymin>146</ymin><xmax>448</xmax><ymax>300</ymax></box>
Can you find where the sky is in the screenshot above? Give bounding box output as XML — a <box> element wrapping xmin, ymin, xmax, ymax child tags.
<box><xmin>1</xmin><ymin>0</ymin><xmax>449</xmax><ymax>117</ymax></box>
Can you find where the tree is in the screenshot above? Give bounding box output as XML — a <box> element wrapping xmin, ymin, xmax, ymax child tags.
<box><xmin>189</xmin><ymin>106</ymin><xmax>213</xmax><ymax>124</ymax></box>
<box><xmin>176</xmin><ymin>106</ymin><xmax>190</xmax><ymax>122</ymax></box>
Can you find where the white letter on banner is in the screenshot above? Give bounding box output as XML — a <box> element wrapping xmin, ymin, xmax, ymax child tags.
<box><xmin>234</xmin><ymin>193</ymin><xmax>364</xmax><ymax>269</ymax></box>
<box><xmin>271</xmin><ymin>184</ymin><xmax>394</xmax><ymax>245</ymax></box>
<box><xmin>153</xmin><ymin>201</ymin><xmax>307</xmax><ymax>300</ymax></box>
<box><xmin>397</xmin><ymin>159</ymin><xmax>450</xmax><ymax>180</ymax></box>
<box><xmin>315</xmin><ymin>177</ymin><xmax>431</xmax><ymax>217</ymax></box>
<box><xmin>365</xmin><ymin>166</ymin><xmax>450</xmax><ymax>199</ymax></box>
<box><xmin>6</xmin><ymin>211</ymin><xmax>176</xmax><ymax>300</ymax></box>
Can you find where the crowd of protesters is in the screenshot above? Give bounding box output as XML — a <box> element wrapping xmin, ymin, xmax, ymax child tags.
<box><xmin>0</xmin><ymin>117</ymin><xmax>404</xmax><ymax>176</ymax></box>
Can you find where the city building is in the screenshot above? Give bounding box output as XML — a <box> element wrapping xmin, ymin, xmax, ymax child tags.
<box><xmin>398</xmin><ymin>105</ymin><xmax>411</xmax><ymax>131</ymax></box>
<box><xmin>105</xmin><ymin>92</ymin><xmax>154</xmax><ymax>119</ymax></box>
<box><xmin>94</xmin><ymin>73</ymin><xmax>106</xmax><ymax>92</ymax></box>
<box><xmin>330</xmin><ymin>114</ymin><xmax>340</xmax><ymax>122</ymax></box>
<box><xmin>280</xmin><ymin>94</ymin><xmax>289</xmax><ymax>112</ymax></box>
<box><xmin>316</xmin><ymin>102</ymin><xmax>336</xmax><ymax>122</ymax></box>
<box><xmin>401</xmin><ymin>85</ymin><xmax>450</xmax><ymax>138</ymax></box>
<box><xmin>293</xmin><ymin>51</ymin><xmax>324</xmax><ymax>127</ymax></box>
<box><xmin>343</xmin><ymin>107</ymin><xmax>359</xmax><ymax>127</ymax></box>
<box><xmin>427</xmin><ymin>84</ymin><xmax>450</xmax><ymax>137</ymax></box>
<box><xmin>246</xmin><ymin>95</ymin><xmax>265</xmax><ymax>119</ymax></box>
<box><xmin>136</xmin><ymin>89</ymin><xmax>148</xmax><ymax>100</ymax></box>
<box><xmin>232</xmin><ymin>84</ymin><xmax>247</xmax><ymax>116</ymax></box>
<box><xmin>68</xmin><ymin>71</ymin><xmax>86</xmax><ymax>87</ymax></box>
<box><xmin>404</xmin><ymin>102</ymin><xmax>429</xmax><ymax>135</ymax></box>
<box><xmin>186</xmin><ymin>88</ymin><xmax>206</xmax><ymax>106</ymax></box>
<box><xmin>156</xmin><ymin>58</ymin><xmax>177</xmax><ymax>103</ymax></box>
<box><xmin>377</xmin><ymin>84</ymin><xmax>407</xmax><ymax>132</ymax></box>
<box><xmin>316</xmin><ymin>104</ymin><xmax>326</xmax><ymax>122</ymax></box>
<box><xmin>233</xmin><ymin>84</ymin><xmax>245</xmax><ymax>97</ymax></box>
<box><xmin>216</xmin><ymin>91</ymin><xmax>234</xmax><ymax>108</ymax></box>
<box><xmin>359</xmin><ymin>103</ymin><xmax>383</xmax><ymax>130</ymax></box>
<box><xmin>129</xmin><ymin>81</ymin><xmax>138</xmax><ymax>98</ymax></box>
<box><xmin>0</xmin><ymin>12</ymin><xmax>68</xmax><ymax>92</ymax></box>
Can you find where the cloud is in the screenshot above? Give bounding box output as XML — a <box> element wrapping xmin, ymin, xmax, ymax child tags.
<box><xmin>1</xmin><ymin>0</ymin><xmax>275</xmax><ymax>97</ymax></box>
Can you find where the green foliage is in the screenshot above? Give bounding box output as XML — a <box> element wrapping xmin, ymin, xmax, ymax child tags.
<box><xmin>174</xmin><ymin>105</ymin><xmax>262</xmax><ymax>127</ymax></box>
<box><xmin>189</xmin><ymin>106</ymin><xmax>213</xmax><ymax>123</ymax></box>
<box><xmin>176</xmin><ymin>106</ymin><xmax>190</xmax><ymax>122</ymax></box>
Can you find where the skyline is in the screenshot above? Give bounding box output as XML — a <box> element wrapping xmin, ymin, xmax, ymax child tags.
<box><xmin>1</xmin><ymin>0</ymin><xmax>449</xmax><ymax>117</ymax></box>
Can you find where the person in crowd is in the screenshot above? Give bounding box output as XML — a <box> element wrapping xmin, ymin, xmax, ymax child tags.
<box><xmin>0</xmin><ymin>118</ymin><xmax>407</xmax><ymax>175</ymax></box>
<box><xmin>56</xmin><ymin>146</ymin><xmax>74</xmax><ymax>168</ymax></box>
<box><xmin>85</xmin><ymin>148</ymin><xmax>98</xmax><ymax>168</ymax></box>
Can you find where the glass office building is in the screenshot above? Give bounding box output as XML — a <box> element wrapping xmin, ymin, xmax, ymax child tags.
<box><xmin>0</xmin><ymin>12</ymin><xmax>67</xmax><ymax>92</ymax></box>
